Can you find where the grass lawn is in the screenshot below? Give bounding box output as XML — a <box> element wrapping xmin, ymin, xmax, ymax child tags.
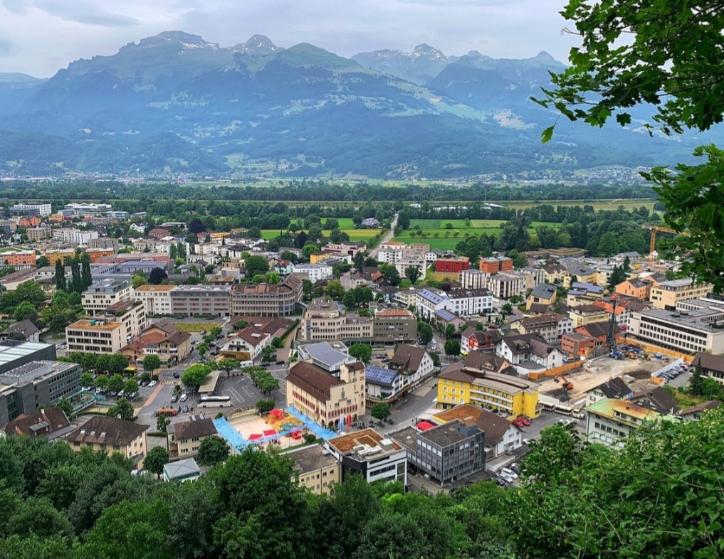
<box><xmin>175</xmin><ymin>322</ymin><xmax>222</xmax><ymax>333</ymax></box>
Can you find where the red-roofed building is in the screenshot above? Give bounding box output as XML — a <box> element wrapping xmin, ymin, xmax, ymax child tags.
<box><xmin>435</xmin><ymin>257</ymin><xmax>469</xmax><ymax>274</ymax></box>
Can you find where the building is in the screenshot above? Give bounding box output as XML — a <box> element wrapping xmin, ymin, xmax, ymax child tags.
<box><xmin>163</xmin><ymin>458</ymin><xmax>201</xmax><ymax>482</ymax></box>
<box><xmin>372</xmin><ymin>308</ymin><xmax>418</xmax><ymax>343</ymax></box>
<box><xmin>511</xmin><ymin>313</ymin><xmax>572</xmax><ymax>343</ymax></box>
<box><xmin>364</xmin><ymin>365</ymin><xmax>404</xmax><ymax>401</ymax></box>
<box><xmin>171</xmin><ymin>285</ymin><xmax>232</xmax><ymax>317</ymax></box>
<box><xmin>220</xmin><ymin>326</ymin><xmax>272</xmax><ymax>364</ymax></box>
<box><xmin>82</xmin><ymin>278</ymin><xmax>133</xmax><ymax>316</ymax></box>
<box><xmin>496</xmin><ymin>333</ymin><xmax>566</xmax><ymax>372</ymax></box>
<box><xmin>231</xmin><ymin>276</ymin><xmax>303</xmax><ymax>316</ymax></box>
<box><xmin>167</xmin><ymin>416</ymin><xmax>218</xmax><ymax>458</ymax></box>
<box><xmin>3</xmin><ymin>407</ymin><xmax>71</xmax><ymax>439</ymax></box>
<box><xmin>0</xmin><ymin>340</ymin><xmax>57</xmax><ymax>374</ymax></box>
<box><xmin>286</xmin><ymin>444</ymin><xmax>341</xmax><ymax>495</ymax></box>
<box><xmin>104</xmin><ymin>300</ymin><xmax>146</xmax><ymax>341</ymax></box>
<box><xmin>66</xmin><ymin>319</ymin><xmax>125</xmax><ymax>354</ymax></box>
<box><xmin>377</xmin><ymin>241</ymin><xmax>429</xmax><ymax>280</ymax></box>
<box><xmin>460</xmin><ymin>269</ymin><xmax>488</xmax><ymax>290</ymax></box>
<box><xmin>10</xmin><ymin>203</ymin><xmax>52</xmax><ymax>217</ymax></box>
<box><xmin>297</xmin><ymin>342</ymin><xmax>353</xmax><ymax>373</ymax></box>
<box><xmin>26</xmin><ymin>227</ymin><xmax>53</xmax><ymax>241</ymax></box>
<box><xmin>66</xmin><ymin>416</ymin><xmax>148</xmax><ymax>462</ymax></box>
<box><xmin>52</xmin><ymin>228</ymin><xmax>100</xmax><ymax>245</ymax></box>
<box><xmin>388</xmin><ymin>344</ymin><xmax>435</xmax><ymax>391</ymax></box>
<box><xmin>286</xmin><ymin>361</ymin><xmax>366</xmax><ymax>428</ymax></box>
<box><xmin>615</xmin><ymin>278</ymin><xmax>653</xmax><ymax>300</ymax></box>
<box><xmin>487</xmin><ymin>271</ymin><xmax>526</xmax><ymax>299</ymax></box>
<box><xmin>0</xmin><ymin>361</ymin><xmax>81</xmax><ymax>425</ymax></box>
<box><xmin>691</xmin><ymin>352</ymin><xmax>724</xmax><ymax>386</ymax></box>
<box><xmin>435</xmin><ymin>257</ymin><xmax>470</xmax><ymax>274</ymax></box>
<box><xmin>416</xmin><ymin>288</ymin><xmax>453</xmax><ymax>320</ymax></box>
<box><xmin>0</xmin><ymin>250</ymin><xmax>36</xmax><ymax>270</ymax></box>
<box><xmin>291</xmin><ymin>263</ymin><xmax>334</xmax><ymax>283</ymax></box>
<box><xmin>586</xmin><ymin>377</ymin><xmax>633</xmax><ymax>406</ymax></box>
<box><xmin>446</xmin><ymin>288</ymin><xmax>494</xmax><ymax>316</ymax></box>
<box><xmin>628</xmin><ymin>299</ymin><xmax>724</xmax><ymax>355</ymax></box>
<box><xmin>585</xmin><ymin>398</ymin><xmax>661</xmax><ymax>447</ymax></box>
<box><xmin>437</xmin><ymin>366</ymin><xmax>540</xmax><ymax>418</ymax></box>
<box><xmin>460</xmin><ymin>327</ymin><xmax>501</xmax><ymax>354</ymax></box>
<box><xmin>479</xmin><ymin>256</ymin><xmax>513</xmax><ymax>274</ymax></box>
<box><xmin>121</xmin><ymin>322</ymin><xmax>192</xmax><ymax>364</ymax></box>
<box><xmin>649</xmin><ymin>279</ymin><xmax>712</xmax><ymax>310</ymax></box>
<box><xmin>134</xmin><ymin>284</ymin><xmax>176</xmax><ymax>316</ymax></box>
<box><xmin>325</xmin><ymin>428</ymin><xmax>407</xmax><ymax>485</ymax></box>
<box><xmin>392</xmin><ymin>420</ymin><xmax>484</xmax><ymax>485</ymax></box>
<box><xmin>0</xmin><ymin>320</ymin><xmax>40</xmax><ymax>343</ymax></box>
<box><xmin>526</xmin><ymin>283</ymin><xmax>558</xmax><ymax>310</ymax></box>
<box><xmin>569</xmin><ymin>304</ymin><xmax>609</xmax><ymax>328</ymax></box>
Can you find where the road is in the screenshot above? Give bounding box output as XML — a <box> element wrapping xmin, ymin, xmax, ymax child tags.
<box><xmin>368</xmin><ymin>212</ymin><xmax>398</xmax><ymax>259</ymax></box>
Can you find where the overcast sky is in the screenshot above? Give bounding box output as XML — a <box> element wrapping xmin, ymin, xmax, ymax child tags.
<box><xmin>0</xmin><ymin>0</ymin><xmax>575</xmax><ymax>77</ymax></box>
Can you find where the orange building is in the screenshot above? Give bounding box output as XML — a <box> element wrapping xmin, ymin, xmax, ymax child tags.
<box><xmin>1</xmin><ymin>251</ymin><xmax>36</xmax><ymax>269</ymax></box>
<box><xmin>17</xmin><ymin>216</ymin><xmax>41</xmax><ymax>228</ymax></box>
<box><xmin>86</xmin><ymin>248</ymin><xmax>115</xmax><ymax>262</ymax></box>
<box><xmin>44</xmin><ymin>250</ymin><xmax>76</xmax><ymax>265</ymax></box>
<box><xmin>614</xmin><ymin>278</ymin><xmax>651</xmax><ymax>300</ymax></box>
<box><xmin>479</xmin><ymin>256</ymin><xmax>514</xmax><ymax>274</ymax></box>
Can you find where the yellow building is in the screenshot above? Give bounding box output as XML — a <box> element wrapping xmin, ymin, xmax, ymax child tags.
<box><xmin>437</xmin><ymin>366</ymin><xmax>540</xmax><ymax>419</ymax></box>
<box><xmin>66</xmin><ymin>416</ymin><xmax>148</xmax><ymax>463</ymax></box>
<box><xmin>310</xmin><ymin>252</ymin><xmax>337</xmax><ymax>265</ymax></box>
<box><xmin>167</xmin><ymin>417</ymin><xmax>218</xmax><ymax>459</ymax></box>
<box><xmin>649</xmin><ymin>279</ymin><xmax>712</xmax><ymax>310</ymax></box>
<box><xmin>286</xmin><ymin>444</ymin><xmax>341</xmax><ymax>496</ymax></box>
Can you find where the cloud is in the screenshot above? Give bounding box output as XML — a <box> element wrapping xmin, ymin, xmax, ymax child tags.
<box><xmin>0</xmin><ymin>37</ymin><xmax>13</xmax><ymax>56</ymax></box>
<box><xmin>3</xmin><ymin>0</ymin><xmax>138</xmax><ymax>27</ymax></box>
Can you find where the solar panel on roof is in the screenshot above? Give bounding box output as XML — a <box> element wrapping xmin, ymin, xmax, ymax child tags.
<box><xmin>365</xmin><ymin>366</ymin><xmax>398</xmax><ymax>386</ymax></box>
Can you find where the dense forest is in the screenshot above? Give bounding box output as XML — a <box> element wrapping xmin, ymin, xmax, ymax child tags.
<box><xmin>0</xmin><ymin>410</ymin><xmax>719</xmax><ymax>559</ymax></box>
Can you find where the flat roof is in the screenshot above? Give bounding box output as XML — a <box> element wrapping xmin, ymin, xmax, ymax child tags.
<box><xmin>0</xmin><ymin>360</ymin><xmax>77</xmax><ymax>385</ymax></box>
<box><xmin>586</xmin><ymin>398</ymin><xmax>660</xmax><ymax>421</ymax></box>
<box><xmin>0</xmin><ymin>341</ymin><xmax>54</xmax><ymax>365</ymax></box>
<box><xmin>328</xmin><ymin>428</ymin><xmax>401</xmax><ymax>454</ymax></box>
<box><xmin>67</xmin><ymin>319</ymin><xmax>122</xmax><ymax>331</ymax></box>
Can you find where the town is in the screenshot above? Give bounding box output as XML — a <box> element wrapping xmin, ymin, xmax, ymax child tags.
<box><xmin>0</xmin><ymin>198</ymin><xmax>719</xmax><ymax>494</ymax></box>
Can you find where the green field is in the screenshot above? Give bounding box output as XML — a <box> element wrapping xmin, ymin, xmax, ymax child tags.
<box><xmin>394</xmin><ymin>219</ymin><xmax>561</xmax><ymax>250</ymax></box>
<box><xmin>261</xmin><ymin>217</ymin><xmax>382</xmax><ymax>243</ymax></box>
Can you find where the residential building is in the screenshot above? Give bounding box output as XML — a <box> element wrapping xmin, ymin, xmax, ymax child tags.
<box><xmin>0</xmin><ymin>361</ymin><xmax>81</xmax><ymax>425</ymax></box>
<box><xmin>163</xmin><ymin>458</ymin><xmax>201</xmax><ymax>482</ymax></box>
<box><xmin>65</xmin><ymin>319</ymin><xmax>125</xmax><ymax>354</ymax></box>
<box><xmin>372</xmin><ymin>308</ymin><xmax>417</xmax><ymax>343</ymax></box>
<box><xmin>171</xmin><ymin>285</ymin><xmax>232</xmax><ymax>317</ymax></box>
<box><xmin>691</xmin><ymin>352</ymin><xmax>724</xmax><ymax>386</ymax></box>
<box><xmin>82</xmin><ymin>278</ymin><xmax>133</xmax><ymax>316</ymax></box>
<box><xmin>0</xmin><ymin>250</ymin><xmax>36</xmax><ymax>269</ymax></box>
<box><xmin>560</xmin><ymin>332</ymin><xmax>597</xmax><ymax>358</ymax></box>
<box><xmin>286</xmin><ymin>361</ymin><xmax>366</xmax><ymax>428</ymax></box>
<box><xmin>0</xmin><ymin>320</ymin><xmax>40</xmax><ymax>343</ymax></box>
<box><xmin>325</xmin><ymin>429</ymin><xmax>407</xmax><ymax>485</ymax></box>
<box><xmin>585</xmin><ymin>398</ymin><xmax>660</xmax><ymax>448</ymax></box>
<box><xmin>388</xmin><ymin>344</ymin><xmax>435</xmax><ymax>391</ymax></box>
<box><xmin>460</xmin><ymin>269</ymin><xmax>488</xmax><ymax>290</ymax></box>
<box><xmin>230</xmin><ymin>276</ymin><xmax>303</xmax><ymax>316</ymax></box>
<box><xmin>496</xmin><ymin>333</ymin><xmax>566</xmax><ymax>372</ymax></box>
<box><xmin>487</xmin><ymin>271</ymin><xmax>526</xmax><ymax>299</ymax></box>
<box><xmin>628</xmin><ymin>299</ymin><xmax>724</xmax><ymax>354</ymax></box>
<box><xmin>615</xmin><ymin>278</ymin><xmax>653</xmax><ymax>300</ymax></box>
<box><xmin>365</xmin><ymin>365</ymin><xmax>404</xmax><ymax>401</ymax></box>
<box><xmin>377</xmin><ymin>241</ymin><xmax>429</xmax><ymax>280</ymax></box>
<box><xmin>291</xmin><ymin>263</ymin><xmax>334</xmax><ymax>283</ymax></box>
<box><xmin>10</xmin><ymin>203</ymin><xmax>52</xmax><ymax>217</ymax></box>
<box><xmin>297</xmin><ymin>342</ymin><xmax>353</xmax><ymax>373</ymax></box>
<box><xmin>392</xmin><ymin>420</ymin><xmax>484</xmax><ymax>485</ymax></box>
<box><xmin>649</xmin><ymin>279</ymin><xmax>712</xmax><ymax>310</ymax></box>
<box><xmin>66</xmin><ymin>416</ymin><xmax>148</xmax><ymax>462</ymax></box>
<box><xmin>437</xmin><ymin>366</ymin><xmax>540</xmax><ymax>418</ymax></box>
<box><xmin>479</xmin><ymin>256</ymin><xmax>513</xmax><ymax>274</ymax></box>
<box><xmin>219</xmin><ymin>326</ymin><xmax>272</xmax><ymax>364</ymax></box>
<box><xmin>586</xmin><ymin>377</ymin><xmax>633</xmax><ymax>406</ymax></box>
<box><xmin>26</xmin><ymin>227</ymin><xmax>53</xmax><ymax>241</ymax></box>
<box><xmin>511</xmin><ymin>313</ymin><xmax>572</xmax><ymax>343</ymax></box>
<box><xmin>569</xmin><ymin>304</ymin><xmax>608</xmax><ymax>328</ymax></box>
<box><xmin>168</xmin><ymin>416</ymin><xmax>218</xmax><ymax>458</ymax></box>
<box><xmin>121</xmin><ymin>322</ymin><xmax>191</xmax><ymax>364</ymax></box>
<box><xmin>435</xmin><ymin>257</ymin><xmax>470</xmax><ymax>274</ymax></box>
<box><xmin>3</xmin><ymin>407</ymin><xmax>71</xmax><ymax>440</ymax></box>
<box><xmin>286</xmin><ymin>444</ymin><xmax>342</xmax><ymax>495</ymax></box>
<box><xmin>103</xmin><ymin>300</ymin><xmax>146</xmax><ymax>341</ymax></box>
<box><xmin>87</xmin><ymin>237</ymin><xmax>121</xmax><ymax>251</ymax></box>
<box><xmin>52</xmin><ymin>228</ymin><xmax>99</xmax><ymax>245</ymax></box>
<box><xmin>416</xmin><ymin>288</ymin><xmax>452</xmax><ymax>320</ymax></box>
<box><xmin>460</xmin><ymin>327</ymin><xmax>501</xmax><ymax>354</ymax></box>
<box><xmin>526</xmin><ymin>283</ymin><xmax>557</xmax><ymax>310</ymax></box>
<box><xmin>133</xmin><ymin>284</ymin><xmax>176</xmax><ymax>316</ymax></box>
<box><xmin>446</xmin><ymin>288</ymin><xmax>494</xmax><ymax>316</ymax></box>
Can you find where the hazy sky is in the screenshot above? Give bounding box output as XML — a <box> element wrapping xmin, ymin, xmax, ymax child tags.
<box><xmin>0</xmin><ymin>0</ymin><xmax>574</xmax><ymax>77</ymax></box>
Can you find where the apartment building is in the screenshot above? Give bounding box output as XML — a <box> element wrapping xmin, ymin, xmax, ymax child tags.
<box><xmin>496</xmin><ymin>333</ymin><xmax>566</xmax><ymax>373</ymax></box>
<box><xmin>167</xmin><ymin>416</ymin><xmax>218</xmax><ymax>458</ymax></box>
<box><xmin>377</xmin><ymin>241</ymin><xmax>429</xmax><ymax>280</ymax></box>
<box><xmin>628</xmin><ymin>299</ymin><xmax>724</xmax><ymax>355</ymax></box>
<box><xmin>66</xmin><ymin>416</ymin><xmax>148</xmax><ymax>462</ymax></box>
<box><xmin>435</xmin><ymin>257</ymin><xmax>470</xmax><ymax>274</ymax></box>
<box><xmin>460</xmin><ymin>327</ymin><xmax>502</xmax><ymax>354</ymax></box>
<box><xmin>103</xmin><ymin>300</ymin><xmax>146</xmax><ymax>341</ymax></box>
<box><xmin>52</xmin><ymin>228</ymin><xmax>100</xmax><ymax>245</ymax></box>
<box><xmin>286</xmin><ymin>444</ymin><xmax>342</xmax><ymax>496</ymax></box>
<box><xmin>0</xmin><ymin>361</ymin><xmax>81</xmax><ymax>425</ymax></box>
<box><xmin>121</xmin><ymin>322</ymin><xmax>191</xmax><ymax>365</ymax></box>
<box><xmin>26</xmin><ymin>227</ymin><xmax>52</xmax><ymax>241</ymax></box>
<box><xmin>691</xmin><ymin>353</ymin><xmax>724</xmax><ymax>386</ymax></box>
<box><xmin>10</xmin><ymin>203</ymin><xmax>52</xmax><ymax>217</ymax></box>
<box><xmin>437</xmin><ymin>366</ymin><xmax>540</xmax><ymax>418</ymax></box>
<box><xmin>569</xmin><ymin>304</ymin><xmax>609</xmax><ymax>328</ymax></box>
<box><xmin>82</xmin><ymin>278</ymin><xmax>133</xmax><ymax>316</ymax></box>
<box><xmin>134</xmin><ymin>284</ymin><xmax>176</xmax><ymax>316</ymax></box>
<box><xmin>460</xmin><ymin>269</ymin><xmax>488</xmax><ymax>290</ymax></box>
<box><xmin>392</xmin><ymin>420</ymin><xmax>485</xmax><ymax>486</ymax></box>
<box><xmin>65</xmin><ymin>319</ymin><xmax>125</xmax><ymax>354</ymax></box>
<box><xmin>171</xmin><ymin>285</ymin><xmax>232</xmax><ymax>317</ymax></box>
<box><xmin>649</xmin><ymin>279</ymin><xmax>712</xmax><ymax>310</ymax></box>
<box><xmin>446</xmin><ymin>288</ymin><xmax>494</xmax><ymax>316</ymax></box>
<box><xmin>512</xmin><ymin>313</ymin><xmax>572</xmax><ymax>343</ymax></box>
<box><xmin>615</xmin><ymin>278</ymin><xmax>653</xmax><ymax>300</ymax></box>
<box><xmin>286</xmin><ymin>361</ymin><xmax>365</xmax><ymax>428</ymax></box>
<box><xmin>325</xmin><ymin>429</ymin><xmax>407</xmax><ymax>485</ymax></box>
<box><xmin>487</xmin><ymin>271</ymin><xmax>526</xmax><ymax>299</ymax></box>
<box><xmin>479</xmin><ymin>256</ymin><xmax>513</xmax><ymax>274</ymax></box>
<box><xmin>372</xmin><ymin>308</ymin><xmax>418</xmax><ymax>343</ymax></box>
<box><xmin>231</xmin><ymin>276</ymin><xmax>303</xmax><ymax>316</ymax></box>
<box><xmin>291</xmin><ymin>263</ymin><xmax>334</xmax><ymax>283</ymax></box>
<box><xmin>585</xmin><ymin>398</ymin><xmax>661</xmax><ymax>447</ymax></box>
<box><xmin>0</xmin><ymin>251</ymin><xmax>36</xmax><ymax>270</ymax></box>
<box><xmin>388</xmin><ymin>344</ymin><xmax>435</xmax><ymax>391</ymax></box>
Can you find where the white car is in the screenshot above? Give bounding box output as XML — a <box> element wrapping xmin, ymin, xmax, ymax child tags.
<box><xmin>148</xmin><ymin>380</ymin><xmax>157</xmax><ymax>388</ymax></box>
<box><xmin>500</xmin><ymin>468</ymin><xmax>518</xmax><ymax>480</ymax></box>
<box><xmin>179</xmin><ymin>393</ymin><xmax>188</xmax><ymax>403</ymax></box>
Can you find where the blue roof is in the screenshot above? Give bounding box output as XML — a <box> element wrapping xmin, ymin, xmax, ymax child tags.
<box><xmin>419</xmin><ymin>289</ymin><xmax>447</xmax><ymax>304</ymax></box>
<box><xmin>572</xmin><ymin>282</ymin><xmax>603</xmax><ymax>293</ymax></box>
<box><xmin>365</xmin><ymin>365</ymin><xmax>399</xmax><ymax>387</ymax></box>
<box><xmin>435</xmin><ymin>309</ymin><xmax>458</xmax><ymax>322</ymax></box>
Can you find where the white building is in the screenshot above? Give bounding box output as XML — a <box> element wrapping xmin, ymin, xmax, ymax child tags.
<box><xmin>585</xmin><ymin>398</ymin><xmax>660</xmax><ymax>448</ymax></box>
<box><xmin>53</xmin><ymin>228</ymin><xmax>100</xmax><ymax>246</ymax></box>
<box><xmin>460</xmin><ymin>269</ymin><xmax>488</xmax><ymax>290</ymax></box>
<box><xmin>133</xmin><ymin>284</ymin><xmax>175</xmax><ymax>316</ymax></box>
<box><xmin>10</xmin><ymin>203</ymin><xmax>52</xmax><ymax>217</ymax></box>
<box><xmin>292</xmin><ymin>263</ymin><xmax>334</xmax><ymax>283</ymax></box>
<box><xmin>497</xmin><ymin>333</ymin><xmax>566</xmax><ymax>371</ymax></box>
<box><xmin>486</xmin><ymin>271</ymin><xmax>526</xmax><ymax>299</ymax></box>
<box><xmin>416</xmin><ymin>289</ymin><xmax>453</xmax><ymax>320</ymax></box>
<box><xmin>82</xmin><ymin>278</ymin><xmax>133</xmax><ymax>316</ymax></box>
<box><xmin>326</xmin><ymin>429</ymin><xmax>407</xmax><ymax>486</ymax></box>
<box><xmin>446</xmin><ymin>288</ymin><xmax>493</xmax><ymax>316</ymax></box>
<box><xmin>377</xmin><ymin>241</ymin><xmax>429</xmax><ymax>280</ymax></box>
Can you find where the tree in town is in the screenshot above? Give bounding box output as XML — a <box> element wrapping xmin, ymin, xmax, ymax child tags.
<box><xmin>156</xmin><ymin>415</ymin><xmax>170</xmax><ymax>433</ymax></box>
<box><xmin>13</xmin><ymin>301</ymin><xmax>38</xmax><ymax>322</ymax></box>
<box><xmin>349</xmin><ymin>343</ymin><xmax>372</xmax><ymax>363</ymax></box>
<box><xmin>371</xmin><ymin>402</ymin><xmax>391</xmax><ymax>421</ymax></box>
<box><xmin>56</xmin><ymin>397</ymin><xmax>73</xmax><ymax>419</ymax></box>
<box><xmin>94</xmin><ymin>375</ymin><xmax>109</xmax><ymax>391</ymax></box>
<box><xmin>142</xmin><ymin>354</ymin><xmax>161</xmax><ymax>376</ymax></box>
<box><xmin>248</xmin><ymin>368</ymin><xmax>279</xmax><ymax>396</ymax></box>
<box><xmin>80</xmin><ymin>252</ymin><xmax>92</xmax><ymax>290</ymax></box>
<box><xmin>149</xmin><ymin>267</ymin><xmax>168</xmax><ymax>285</ymax></box>
<box><xmin>108</xmin><ymin>353</ymin><xmax>129</xmax><ymax>374</ymax></box>
<box><xmin>218</xmin><ymin>358</ymin><xmax>240</xmax><ymax>377</ymax></box>
<box><xmin>404</xmin><ymin>266</ymin><xmax>421</xmax><ymax>284</ymax></box>
<box><xmin>144</xmin><ymin>446</ymin><xmax>169</xmax><ymax>479</ymax></box>
<box><xmin>607</xmin><ymin>265</ymin><xmax>627</xmax><ymax>290</ymax></box>
<box><xmin>182</xmin><ymin>364</ymin><xmax>212</xmax><ymax>392</ymax></box>
<box><xmin>243</xmin><ymin>254</ymin><xmax>269</xmax><ymax>278</ymax></box>
<box><xmin>380</xmin><ymin>264</ymin><xmax>400</xmax><ymax>286</ymax></box>
<box><xmin>256</xmin><ymin>399</ymin><xmax>275</xmax><ymax>414</ymax></box>
<box><xmin>417</xmin><ymin>322</ymin><xmax>433</xmax><ymax>345</ymax></box>
<box><xmin>326</xmin><ymin>280</ymin><xmax>345</xmax><ymax>299</ymax></box>
<box><xmin>342</xmin><ymin>291</ymin><xmax>357</xmax><ymax>308</ymax></box>
<box><xmin>107</xmin><ymin>399</ymin><xmax>134</xmax><ymax>421</ymax></box>
<box><xmin>54</xmin><ymin>260</ymin><xmax>66</xmax><ymax>291</ymax></box>
<box><xmin>107</xmin><ymin>374</ymin><xmax>125</xmax><ymax>393</ymax></box>
<box><xmin>123</xmin><ymin>379</ymin><xmax>138</xmax><ymax>395</ymax></box>
<box><xmin>444</xmin><ymin>339</ymin><xmax>460</xmax><ymax>356</ymax></box>
<box><xmin>353</xmin><ymin>252</ymin><xmax>365</xmax><ymax>272</ymax></box>
<box><xmin>537</xmin><ymin>0</ymin><xmax>722</xmax><ymax>292</ymax></box>
<box><xmin>444</xmin><ymin>323</ymin><xmax>456</xmax><ymax>340</ymax></box>
<box><xmin>397</xmin><ymin>211</ymin><xmax>410</xmax><ymax>230</ymax></box>
<box><xmin>69</xmin><ymin>258</ymin><xmax>82</xmax><ymax>293</ymax></box>
<box><xmin>80</xmin><ymin>372</ymin><xmax>94</xmax><ymax>387</ymax></box>
<box><xmin>197</xmin><ymin>435</ymin><xmax>230</xmax><ymax>467</ymax></box>
<box><xmin>188</xmin><ymin>218</ymin><xmax>206</xmax><ymax>234</ymax></box>
<box><xmin>196</xmin><ymin>342</ymin><xmax>209</xmax><ymax>360</ymax></box>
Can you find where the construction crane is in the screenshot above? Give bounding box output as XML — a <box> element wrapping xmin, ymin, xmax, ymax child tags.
<box><xmin>644</xmin><ymin>225</ymin><xmax>684</xmax><ymax>263</ymax></box>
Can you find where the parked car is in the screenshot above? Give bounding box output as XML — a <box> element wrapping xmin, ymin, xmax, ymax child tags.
<box><xmin>148</xmin><ymin>380</ymin><xmax>157</xmax><ymax>388</ymax></box>
<box><xmin>173</xmin><ymin>372</ymin><xmax>180</xmax><ymax>379</ymax></box>
<box><xmin>170</xmin><ymin>394</ymin><xmax>179</xmax><ymax>403</ymax></box>
<box><xmin>179</xmin><ymin>393</ymin><xmax>188</xmax><ymax>403</ymax></box>
<box><xmin>500</xmin><ymin>468</ymin><xmax>518</xmax><ymax>480</ymax></box>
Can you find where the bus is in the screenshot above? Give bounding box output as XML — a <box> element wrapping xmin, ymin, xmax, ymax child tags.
<box><xmin>199</xmin><ymin>395</ymin><xmax>232</xmax><ymax>408</ymax></box>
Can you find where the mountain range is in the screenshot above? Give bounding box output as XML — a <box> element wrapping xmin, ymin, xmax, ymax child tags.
<box><xmin>0</xmin><ymin>31</ymin><xmax>715</xmax><ymax>178</ymax></box>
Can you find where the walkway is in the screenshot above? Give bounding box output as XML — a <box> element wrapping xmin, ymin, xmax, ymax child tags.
<box><xmin>285</xmin><ymin>406</ymin><xmax>337</xmax><ymax>440</ymax></box>
<box><xmin>213</xmin><ymin>417</ymin><xmax>249</xmax><ymax>450</ymax></box>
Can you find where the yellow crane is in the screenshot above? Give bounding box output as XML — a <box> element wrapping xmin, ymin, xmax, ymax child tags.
<box><xmin>644</xmin><ymin>225</ymin><xmax>687</xmax><ymax>262</ymax></box>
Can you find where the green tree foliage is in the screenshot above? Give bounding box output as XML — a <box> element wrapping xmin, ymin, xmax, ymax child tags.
<box><xmin>217</xmin><ymin>358</ymin><xmax>240</xmax><ymax>377</ymax></box>
<box><xmin>246</xmin><ymin>367</ymin><xmax>279</xmax><ymax>396</ymax></box>
<box><xmin>182</xmin><ymin>364</ymin><xmax>213</xmax><ymax>392</ymax></box>
<box><xmin>142</xmin><ymin>355</ymin><xmax>161</xmax><ymax>375</ymax></box>
<box><xmin>12</xmin><ymin>301</ymin><xmax>37</xmax><ymax>322</ymax></box>
<box><xmin>379</xmin><ymin>264</ymin><xmax>400</xmax><ymax>286</ymax></box>
<box><xmin>349</xmin><ymin>343</ymin><xmax>372</xmax><ymax>363</ymax></box>
<box><xmin>370</xmin><ymin>403</ymin><xmax>391</xmax><ymax>421</ymax></box>
<box><xmin>256</xmin><ymin>399</ymin><xmax>275</xmax><ymax>414</ymax></box>
<box><xmin>144</xmin><ymin>447</ymin><xmax>169</xmax><ymax>479</ymax></box>
<box><xmin>404</xmin><ymin>266</ymin><xmax>420</xmax><ymax>284</ymax></box>
<box><xmin>607</xmin><ymin>264</ymin><xmax>628</xmax><ymax>289</ymax></box>
<box><xmin>197</xmin><ymin>436</ymin><xmax>230</xmax><ymax>467</ymax></box>
<box><xmin>243</xmin><ymin>255</ymin><xmax>269</xmax><ymax>278</ymax></box>
<box><xmin>54</xmin><ymin>260</ymin><xmax>66</xmax><ymax>291</ymax></box>
<box><xmin>444</xmin><ymin>339</ymin><xmax>460</xmax><ymax>356</ymax></box>
<box><xmin>107</xmin><ymin>399</ymin><xmax>134</xmax><ymax>421</ymax></box>
<box><xmin>417</xmin><ymin>322</ymin><xmax>433</xmax><ymax>345</ymax></box>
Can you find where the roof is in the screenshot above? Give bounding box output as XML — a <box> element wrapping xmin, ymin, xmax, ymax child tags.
<box><xmin>527</xmin><ymin>303</ymin><xmax>551</xmax><ymax>315</ymax></box>
<box><xmin>298</xmin><ymin>342</ymin><xmax>350</xmax><ymax>369</ymax></box>
<box><xmin>679</xmin><ymin>401</ymin><xmax>720</xmax><ymax>417</ymax></box>
<box><xmin>286</xmin><ymin>444</ymin><xmax>338</xmax><ymax>474</ymax></box>
<box><xmin>420</xmin><ymin>419</ymin><xmax>482</xmax><ymax>447</ymax></box>
<box><xmin>434</xmin><ymin>309</ymin><xmax>458</xmax><ymax>323</ymax></box>
<box><xmin>439</xmin><ymin>367</ymin><xmax>536</xmax><ymax>394</ymax></box>
<box><xmin>365</xmin><ymin>365</ymin><xmax>399</xmax><ymax>387</ymax></box>
<box><xmin>67</xmin><ymin>319</ymin><xmax>122</xmax><ymax>331</ymax></box>
<box><xmin>163</xmin><ymin>458</ymin><xmax>201</xmax><ymax>480</ymax></box>
<box><xmin>67</xmin><ymin>416</ymin><xmax>148</xmax><ymax>447</ymax></box>
<box><xmin>3</xmin><ymin>319</ymin><xmax>39</xmax><ymax>339</ymax></box>
<box><xmin>134</xmin><ymin>284</ymin><xmax>177</xmax><ymax>292</ymax></box>
<box><xmin>434</xmin><ymin>404</ymin><xmax>514</xmax><ymax>446</ymax></box>
<box><xmin>287</xmin><ymin>361</ymin><xmax>342</xmax><ymax>402</ymax></box>
<box><xmin>586</xmin><ymin>398</ymin><xmax>660</xmax><ymax>422</ymax></box>
<box><xmin>171</xmin><ymin>417</ymin><xmax>217</xmax><ymax>440</ymax></box>
<box><xmin>0</xmin><ymin>360</ymin><xmax>77</xmax><ymax>386</ymax></box>
<box><xmin>592</xmin><ymin>377</ymin><xmax>632</xmax><ymax>399</ymax></box>
<box><xmin>692</xmin><ymin>352</ymin><xmax>724</xmax><ymax>373</ymax></box>
<box><xmin>530</xmin><ymin>284</ymin><xmax>557</xmax><ymax>299</ymax></box>
<box><xmin>390</xmin><ymin>344</ymin><xmax>428</xmax><ymax>373</ymax></box>
<box><xmin>632</xmin><ymin>386</ymin><xmax>678</xmax><ymax>415</ymax></box>
<box><xmin>4</xmin><ymin>407</ymin><xmax>69</xmax><ymax>437</ymax></box>
<box><xmin>328</xmin><ymin>428</ymin><xmax>401</xmax><ymax>454</ymax></box>
<box><xmin>463</xmin><ymin>351</ymin><xmax>507</xmax><ymax>371</ymax></box>
<box><xmin>576</xmin><ymin>321</ymin><xmax>610</xmax><ymax>339</ymax></box>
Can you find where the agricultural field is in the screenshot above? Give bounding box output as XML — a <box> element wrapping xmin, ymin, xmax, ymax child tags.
<box><xmin>261</xmin><ymin>217</ymin><xmax>382</xmax><ymax>243</ymax></box>
<box><xmin>394</xmin><ymin>219</ymin><xmax>561</xmax><ymax>250</ymax></box>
